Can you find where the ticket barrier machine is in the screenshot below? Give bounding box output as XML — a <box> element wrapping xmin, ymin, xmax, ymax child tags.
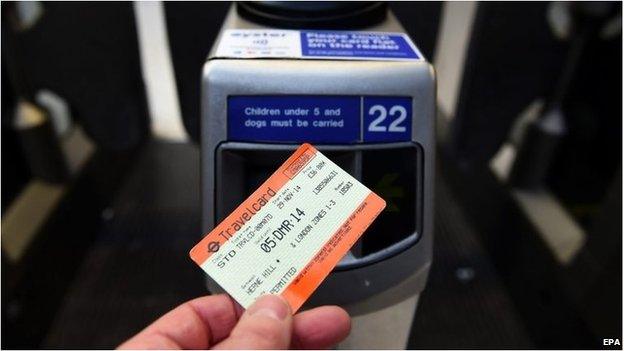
<box><xmin>201</xmin><ymin>3</ymin><xmax>435</xmax><ymax>348</ymax></box>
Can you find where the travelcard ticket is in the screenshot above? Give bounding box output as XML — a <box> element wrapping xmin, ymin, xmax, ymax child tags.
<box><xmin>189</xmin><ymin>143</ymin><xmax>386</xmax><ymax>312</ymax></box>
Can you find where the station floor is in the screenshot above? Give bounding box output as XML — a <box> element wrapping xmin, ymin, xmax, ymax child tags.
<box><xmin>12</xmin><ymin>140</ymin><xmax>531</xmax><ymax>348</ymax></box>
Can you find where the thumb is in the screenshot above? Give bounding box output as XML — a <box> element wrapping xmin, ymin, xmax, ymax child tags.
<box><xmin>213</xmin><ymin>295</ymin><xmax>293</xmax><ymax>350</ymax></box>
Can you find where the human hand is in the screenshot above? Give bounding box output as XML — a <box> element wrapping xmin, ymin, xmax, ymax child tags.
<box><xmin>118</xmin><ymin>294</ymin><xmax>351</xmax><ymax>349</ymax></box>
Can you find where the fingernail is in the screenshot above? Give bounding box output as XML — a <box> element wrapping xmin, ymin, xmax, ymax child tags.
<box><xmin>247</xmin><ymin>295</ymin><xmax>290</xmax><ymax>321</ymax></box>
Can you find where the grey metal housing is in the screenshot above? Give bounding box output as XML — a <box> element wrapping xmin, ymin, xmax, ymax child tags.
<box><xmin>201</xmin><ymin>6</ymin><xmax>435</xmax><ymax>314</ymax></box>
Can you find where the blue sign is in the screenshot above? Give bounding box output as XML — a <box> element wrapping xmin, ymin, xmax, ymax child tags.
<box><xmin>228</xmin><ymin>96</ymin><xmax>361</xmax><ymax>144</ymax></box>
<box><xmin>228</xmin><ymin>96</ymin><xmax>413</xmax><ymax>144</ymax></box>
<box><xmin>300</xmin><ymin>31</ymin><xmax>420</xmax><ymax>60</ymax></box>
<box><xmin>362</xmin><ymin>97</ymin><xmax>412</xmax><ymax>143</ymax></box>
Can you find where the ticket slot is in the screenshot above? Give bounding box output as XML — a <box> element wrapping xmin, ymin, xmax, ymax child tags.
<box><xmin>216</xmin><ymin>145</ymin><xmax>364</xmax><ymax>258</ymax></box>
<box><xmin>215</xmin><ymin>142</ymin><xmax>422</xmax><ymax>269</ymax></box>
<box><xmin>361</xmin><ymin>145</ymin><xmax>421</xmax><ymax>257</ymax></box>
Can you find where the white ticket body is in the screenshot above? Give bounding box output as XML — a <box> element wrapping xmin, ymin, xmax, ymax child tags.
<box><xmin>190</xmin><ymin>143</ymin><xmax>385</xmax><ymax>311</ymax></box>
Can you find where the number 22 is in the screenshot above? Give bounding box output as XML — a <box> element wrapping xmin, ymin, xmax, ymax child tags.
<box><xmin>367</xmin><ymin>105</ymin><xmax>407</xmax><ymax>132</ymax></box>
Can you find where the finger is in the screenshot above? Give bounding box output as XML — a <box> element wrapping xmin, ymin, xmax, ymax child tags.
<box><xmin>118</xmin><ymin>294</ymin><xmax>241</xmax><ymax>349</ymax></box>
<box><xmin>213</xmin><ymin>295</ymin><xmax>293</xmax><ymax>350</ymax></box>
<box><xmin>291</xmin><ymin>306</ymin><xmax>351</xmax><ymax>349</ymax></box>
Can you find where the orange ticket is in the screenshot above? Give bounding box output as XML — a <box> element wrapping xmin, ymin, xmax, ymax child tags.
<box><xmin>189</xmin><ymin>143</ymin><xmax>385</xmax><ymax>312</ymax></box>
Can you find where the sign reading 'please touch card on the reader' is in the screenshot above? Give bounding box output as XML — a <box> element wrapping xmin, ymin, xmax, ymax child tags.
<box><xmin>215</xmin><ymin>29</ymin><xmax>423</xmax><ymax>61</ymax></box>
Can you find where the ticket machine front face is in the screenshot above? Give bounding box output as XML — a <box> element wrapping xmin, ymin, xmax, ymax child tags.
<box><xmin>201</xmin><ymin>6</ymin><xmax>435</xmax><ymax>311</ymax></box>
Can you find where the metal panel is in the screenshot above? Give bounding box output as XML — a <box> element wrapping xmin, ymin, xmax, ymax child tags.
<box><xmin>200</xmin><ymin>5</ymin><xmax>435</xmax><ymax>313</ymax></box>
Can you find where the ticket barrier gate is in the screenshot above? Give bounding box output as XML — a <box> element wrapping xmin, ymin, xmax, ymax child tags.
<box><xmin>201</xmin><ymin>3</ymin><xmax>435</xmax><ymax>348</ymax></box>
